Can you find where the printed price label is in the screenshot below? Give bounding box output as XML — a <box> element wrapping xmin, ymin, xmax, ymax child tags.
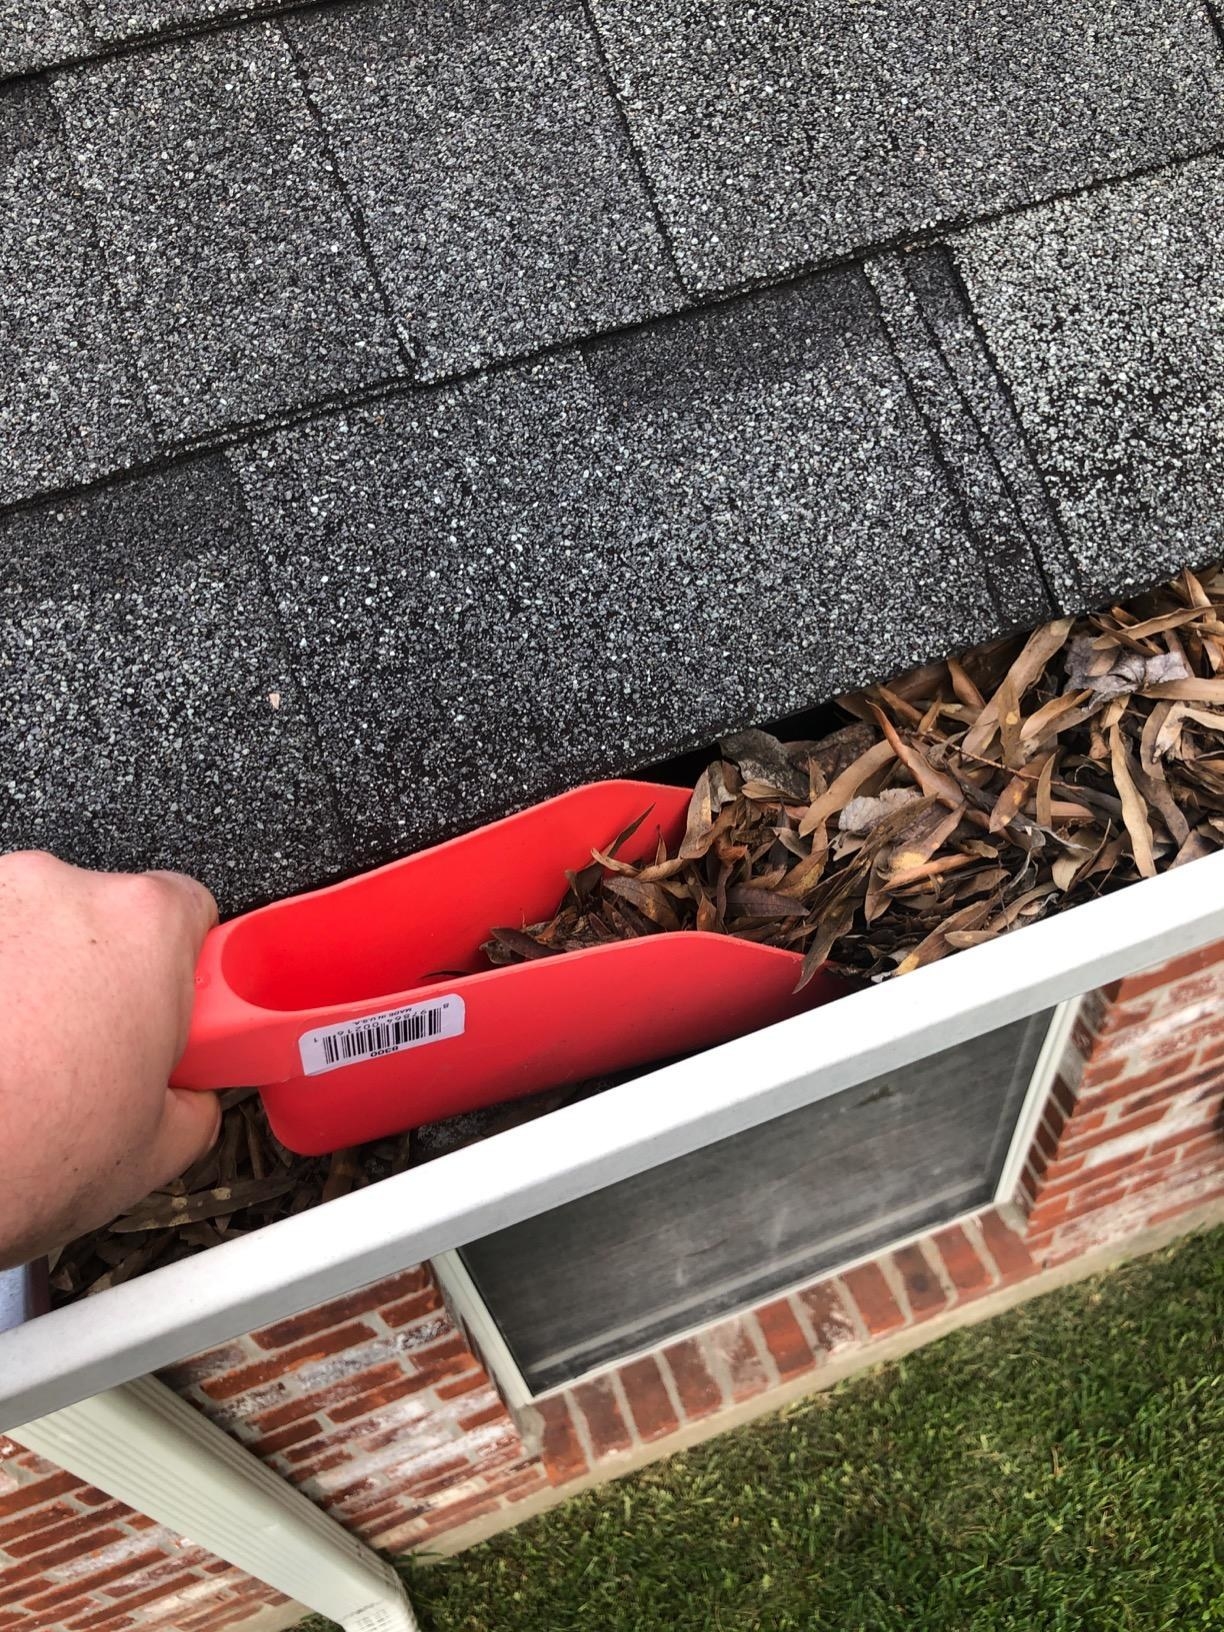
<box><xmin>298</xmin><ymin>995</ymin><xmax>465</xmax><ymax>1077</ymax></box>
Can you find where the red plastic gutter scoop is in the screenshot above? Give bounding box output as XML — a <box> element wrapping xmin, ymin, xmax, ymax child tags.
<box><xmin>171</xmin><ymin>780</ymin><xmax>847</xmax><ymax>1155</ymax></box>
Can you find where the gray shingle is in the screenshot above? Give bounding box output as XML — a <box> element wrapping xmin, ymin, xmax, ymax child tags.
<box><xmin>592</xmin><ymin>0</ymin><xmax>1224</xmax><ymax>291</ymax></box>
<box><xmin>0</xmin><ymin>457</ymin><xmax>347</xmax><ymax>913</ymax></box>
<box><xmin>0</xmin><ymin>0</ymin><xmax>92</xmax><ymax>78</ymax></box>
<box><xmin>866</xmin><ymin>247</ymin><xmax>1075</xmax><ymax>624</ymax></box>
<box><xmin>953</xmin><ymin>157</ymin><xmax>1224</xmax><ymax>608</ymax></box>
<box><xmin>83</xmin><ymin>0</ymin><xmax>281</xmax><ymax>45</ymax></box>
<box><xmin>285</xmin><ymin>0</ymin><xmax>681</xmax><ymax>381</ymax></box>
<box><xmin>51</xmin><ymin>26</ymin><xmax>403</xmax><ymax>443</ymax></box>
<box><xmin>233</xmin><ymin>273</ymin><xmax>1005</xmax><ymax>864</ymax></box>
<box><xmin>0</xmin><ymin>80</ymin><xmax>155</xmax><ymax>507</ymax></box>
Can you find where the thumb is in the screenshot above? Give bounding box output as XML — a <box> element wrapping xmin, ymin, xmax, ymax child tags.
<box><xmin>145</xmin><ymin>1088</ymin><xmax>222</xmax><ymax>1193</ymax></box>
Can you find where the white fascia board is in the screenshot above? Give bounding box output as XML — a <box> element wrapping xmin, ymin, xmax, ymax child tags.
<box><xmin>1</xmin><ymin>850</ymin><xmax>1221</xmax><ymax>1429</ymax></box>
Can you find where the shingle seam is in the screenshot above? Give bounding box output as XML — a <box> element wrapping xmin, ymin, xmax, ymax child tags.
<box><xmin>278</xmin><ymin>16</ymin><xmax>418</xmax><ymax>379</ymax></box>
<box><xmin>0</xmin><ymin>0</ymin><xmax>359</xmax><ymax>88</ymax></box>
<box><xmin>938</xmin><ymin>244</ymin><xmax>1090</xmax><ymax>615</ymax></box>
<box><xmin>5</xmin><ymin>135</ymin><xmax>1223</xmax><ymax>528</ymax></box>
<box><xmin>578</xmin><ymin>0</ymin><xmax>689</xmax><ymax>292</ymax></box>
<box><xmin>889</xmin><ymin>249</ymin><xmax>1070</xmax><ymax>618</ymax></box>
<box><xmin>223</xmin><ymin>448</ymin><xmax>354</xmax><ymax>857</ymax></box>
<box><xmin>865</xmin><ymin>253</ymin><xmax>1048</xmax><ymax>627</ymax></box>
<box><xmin>1200</xmin><ymin>0</ymin><xmax>1224</xmax><ymax>53</ymax></box>
<box><xmin>569</xmin><ymin>133</ymin><xmax>1224</xmax><ymax>322</ymax></box>
<box><xmin>857</xmin><ymin>265</ymin><xmax>1017</xmax><ymax>634</ymax></box>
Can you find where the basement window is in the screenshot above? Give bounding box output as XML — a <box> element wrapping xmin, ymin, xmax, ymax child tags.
<box><xmin>440</xmin><ymin>1005</ymin><xmax>1060</xmax><ymax>1397</ymax></box>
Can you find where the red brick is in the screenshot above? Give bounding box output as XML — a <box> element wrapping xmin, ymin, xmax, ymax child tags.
<box><xmin>126</xmin><ymin>1514</ymin><xmax>158</xmax><ymax>1531</ymax></box>
<box><xmin>380</xmin><ymin>1290</ymin><xmax>444</xmax><ymax>1330</ymax></box>
<box><xmin>246</xmin><ymin>1417</ymin><xmax>324</xmax><ymax>1459</ymax></box>
<box><xmin>891</xmin><ymin>1245</ymin><xmax>948</xmax><ymax>1321</ymax></box>
<box><xmin>663</xmin><ymin>1339</ymin><xmax>723</xmax><ymax>1421</ymax></box>
<box><xmin>73</xmin><ymin>1488</ymin><xmax>111</xmax><ymax>1508</ymax></box>
<box><xmin>283</xmin><ymin>1449</ymin><xmax>349</xmax><ymax>1486</ymax></box>
<box><xmin>252</xmin><ymin>1273</ymin><xmax>427</xmax><ymax>1351</ymax></box>
<box><xmin>99</xmin><ymin>1582</ymin><xmax>193</xmax><ymax>1617</ymax></box>
<box><xmin>201</xmin><ymin>1323</ymin><xmax>379</xmax><ymax>1401</ymax></box>
<box><xmin>534</xmin><ymin>1396</ymin><xmax>587</xmax><ymax>1484</ymax></box>
<box><xmin>1063</xmin><ymin>1183</ymin><xmax>1131</xmax><ymax>1223</ymax></box>
<box><xmin>1052</xmin><ymin>1111</ymin><xmax>1106</xmax><ymax>1149</ymax></box>
<box><xmin>932</xmin><ymin>1224</ymin><xmax>992</xmax><ymax>1298</ymax></box>
<box><xmin>571</xmin><ymin>1377</ymin><xmax>633</xmax><ymax>1461</ymax></box>
<box><xmin>434</xmin><ymin>1370</ymin><xmax>488</xmax><ymax>1401</ymax></box>
<box><xmin>0</xmin><ymin>1498</ymin><xmax>77</xmax><ymax>1545</ymax></box>
<box><xmin>709</xmin><ymin>1319</ymin><xmax>770</xmax><ymax>1402</ymax></box>
<box><xmin>1172</xmin><ymin>1131</ymin><xmax>1224</xmax><ymax>1166</ymax></box>
<box><xmin>842</xmin><ymin>1263</ymin><xmax>906</xmax><ymax>1337</ymax></box>
<box><xmin>1039</xmin><ymin>1146</ymin><xmax>1151</xmax><ymax>1202</ymax></box>
<box><xmin>1116</xmin><ymin>939</ymin><xmax>1224</xmax><ymax>999</ymax></box>
<box><xmin>247</xmin><ymin>1364</ymin><xmax>405</xmax><ymax>1432</ymax></box>
<box><xmin>4</xmin><ymin>1503</ymin><xmax>128</xmax><ymax>1559</ymax></box>
<box><xmin>618</xmin><ymin>1356</ymin><xmax>680</xmax><ymax>1443</ymax></box>
<box><xmin>1037</xmin><ymin>1153</ymin><xmax>1087</xmax><ymax>1188</ymax></box>
<box><xmin>798</xmin><ymin>1281</ymin><xmax>858</xmax><ymax>1353</ymax></box>
<box><xmin>405</xmin><ymin>1334</ymin><xmax>469</xmax><ymax>1380</ymax></box>
<box><xmin>1048</xmin><ymin>1072</ymin><xmax>1080</xmax><ymax>1118</ymax></box>
<box><xmin>0</xmin><ymin>1527</ymin><xmax>127</xmax><ymax>1584</ymax></box>
<box><xmin>457</xmin><ymin>1400</ymin><xmax>510</xmax><ymax>1433</ymax></box>
<box><xmin>1148</xmin><ymin>1178</ymin><xmax>1224</xmax><ymax>1224</ymax></box>
<box><xmin>0</xmin><ymin>1574</ymin><xmax>53</xmax><ymax>1607</ymax></box>
<box><xmin>157</xmin><ymin>1343</ymin><xmax>249</xmax><ymax>1393</ymax></box>
<box><xmin>0</xmin><ymin>1473</ymin><xmax>81</xmax><ymax>1519</ymax></box>
<box><xmin>24</xmin><ymin>1554</ymin><xmax>166</xmax><ymax>1614</ymax></box>
<box><xmin>65</xmin><ymin>1611</ymin><xmax>135</xmax><ymax>1632</ymax></box>
<box><xmin>978</xmin><ymin>1211</ymin><xmax>1038</xmax><ymax>1280</ymax></box>
<box><xmin>755</xmin><ymin>1299</ymin><xmax>815</xmax><ymax>1379</ymax></box>
<box><xmin>328</xmin><ymin>1373</ymin><xmax>434</xmax><ymax>1424</ymax></box>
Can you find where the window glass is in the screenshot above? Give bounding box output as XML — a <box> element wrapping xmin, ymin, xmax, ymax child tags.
<box><xmin>460</xmin><ymin>1010</ymin><xmax>1053</xmax><ymax>1393</ymax></box>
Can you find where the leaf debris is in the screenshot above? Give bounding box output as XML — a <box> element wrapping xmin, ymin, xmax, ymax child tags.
<box><xmin>485</xmin><ymin>567</ymin><xmax>1224</xmax><ymax>987</ymax></box>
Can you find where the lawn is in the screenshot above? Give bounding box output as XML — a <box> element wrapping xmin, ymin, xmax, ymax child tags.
<box><xmin>312</xmin><ymin>1227</ymin><xmax>1224</xmax><ymax>1631</ymax></box>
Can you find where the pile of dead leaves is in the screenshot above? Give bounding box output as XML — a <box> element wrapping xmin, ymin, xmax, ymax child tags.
<box><xmin>485</xmin><ymin>565</ymin><xmax>1224</xmax><ymax>986</ymax></box>
<box><xmin>48</xmin><ymin>1090</ymin><xmax>413</xmax><ymax>1303</ymax></box>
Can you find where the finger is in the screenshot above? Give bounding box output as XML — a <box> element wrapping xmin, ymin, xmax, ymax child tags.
<box><xmin>143</xmin><ymin>1088</ymin><xmax>222</xmax><ymax>1193</ymax></box>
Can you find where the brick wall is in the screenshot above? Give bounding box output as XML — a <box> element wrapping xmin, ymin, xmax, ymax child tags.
<box><xmin>1020</xmin><ymin>947</ymin><xmax>1224</xmax><ymax>1264</ymax></box>
<box><xmin>0</xmin><ymin>1444</ymin><xmax>284</xmax><ymax>1632</ymax></box>
<box><xmin>1</xmin><ymin>941</ymin><xmax>1222</xmax><ymax>1630</ymax></box>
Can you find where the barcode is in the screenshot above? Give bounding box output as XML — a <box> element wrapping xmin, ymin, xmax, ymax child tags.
<box><xmin>320</xmin><ymin>1006</ymin><xmax>443</xmax><ymax>1066</ymax></box>
<box><xmin>299</xmin><ymin>995</ymin><xmax>465</xmax><ymax>1077</ymax></box>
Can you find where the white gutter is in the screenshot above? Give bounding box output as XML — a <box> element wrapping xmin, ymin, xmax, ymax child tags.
<box><xmin>13</xmin><ymin>1376</ymin><xmax>418</xmax><ymax>1630</ymax></box>
<box><xmin>1</xmin><ymin>851</ymin><xmax>1221</xmax><ymax>1428</ymax></box>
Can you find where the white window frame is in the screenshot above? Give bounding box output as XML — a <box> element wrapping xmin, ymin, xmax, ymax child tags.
<box><xmin>431</xmin><ymin>996</ymin><xmax>1083</xmax><ymax>1408</ymax></box>
<box><xmin>1</xmin><ymin>854</ymin><xmax>1221</xmax><ymax>1433</ymax></box>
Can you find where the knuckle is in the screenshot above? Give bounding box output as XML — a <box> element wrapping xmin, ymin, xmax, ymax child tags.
<box><xmin>0</xmin><ymin>848</ymin><xmax>65</xmax><ymax>889</ymax></box>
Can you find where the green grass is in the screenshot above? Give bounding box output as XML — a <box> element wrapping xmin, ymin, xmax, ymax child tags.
<box><xmin>307</xmin><ymin>1228</ymin><xmax>1224</xmax><ymax>1632</ymax></box>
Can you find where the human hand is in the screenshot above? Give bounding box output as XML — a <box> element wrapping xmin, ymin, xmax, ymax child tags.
<box><xmin>0</xmin><ymin>852</ymin><xmax>221</xmax><ymax>1270</ymax></box>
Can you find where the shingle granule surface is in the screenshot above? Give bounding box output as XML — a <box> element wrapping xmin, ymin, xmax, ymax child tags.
<box><xmin>51</xmin><ymin>26</ymin><xmax>403</xmax><ymax>442</ymax></box>
<box><xmin>0</xmin><ymin>459</ymin><xmax>347</xmax><ymax>913</ymax></box>
<box><xmin>954</xmin><ymin>156</ymin><xmax>1224</xmax><ymax>607</ymax></box>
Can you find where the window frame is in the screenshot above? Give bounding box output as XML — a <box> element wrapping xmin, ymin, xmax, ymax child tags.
<box><xmin>431</xmin><ymin>997</ymin><xmax>1083</xmax><ymax>1407</ymax></box>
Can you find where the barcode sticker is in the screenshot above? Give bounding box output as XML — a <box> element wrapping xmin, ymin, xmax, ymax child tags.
<box><xmin>298</xmin><ymin>995</ymin><xmax>465</xmax><ymax>1077</ymax></box>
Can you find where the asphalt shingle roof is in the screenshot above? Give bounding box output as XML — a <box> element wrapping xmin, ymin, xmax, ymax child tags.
<box><xmin>3</xmin><ymin>0</ymin><xmax>1224</xmax><ymax>908</ymax></box>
